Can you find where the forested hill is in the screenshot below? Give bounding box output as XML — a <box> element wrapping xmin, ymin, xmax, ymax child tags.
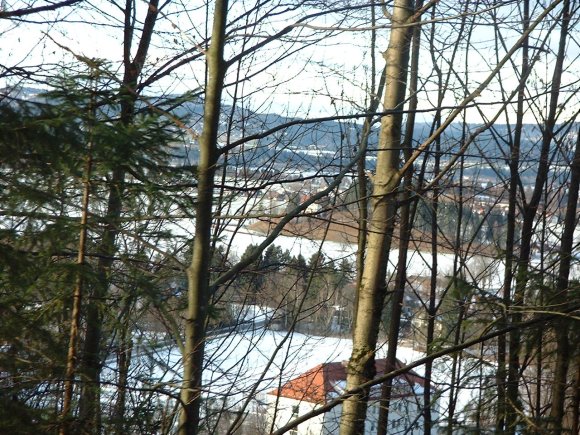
<box><xmin>4</xmin><ymin>86</ymin><xmax>573</xmax><ymax>167</ymax></box>
<box><xmin>170</xmin><ymin>94</ymin><xmax>555</xmax><ymax>160</ymax></box>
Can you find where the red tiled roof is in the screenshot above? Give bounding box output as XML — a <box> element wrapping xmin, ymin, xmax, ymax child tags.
<box><xmin>270</xmin><ymin>358</ymin><xmax>425</xmax><ymax>404</ymax></box>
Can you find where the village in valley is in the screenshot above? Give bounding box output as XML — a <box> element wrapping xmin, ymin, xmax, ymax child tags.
<box><xmin>119</xmin><ymin>118</ymin><xmax>579</xmax><ymax>434</ymax></box>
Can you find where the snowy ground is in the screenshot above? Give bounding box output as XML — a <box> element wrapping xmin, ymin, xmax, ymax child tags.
<box><xmin>128</xmin><ymin>195</ymin><xmax>580</xmax><ymax>429</ymax></box>
<box><xmin>101</xmin><ymin>326</ymin><xmax>486</xmax><ymax>430</ymax></box>
<box><xmin>218</xmin><ymin>224</ymin><xmax>580</xmax><ymax>289</ymax></box>
<box><xmin>165</xmin><ymin>192</ymin><xmax>580</xmax><ymax>290</ymax></box>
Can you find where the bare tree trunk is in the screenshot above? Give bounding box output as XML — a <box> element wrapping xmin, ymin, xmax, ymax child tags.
<box><xmin>78</xmin><ymin>167</ymin><xmax>124</xmax><ymax>433</ymax></box>
<box><xmin>376</xmin><ymin>177</ymin><xmax>413</xmax><ymax>435</ymax></box>
<box><xmin>113</xmin><ymin>296</ymin><xmax>134</xmax><ymax>435</ymax></box>
<box><xmin>355</xmin><ymin>7</ymin><xmax>386</xmax><ymax>317</ymax></box>
<box><xmin>178</xmin><ymin>1</ymin><xmax>228</xmax><ymax>433</ymax></box>
<box><xmin>78</xmin><ymin>1</ymin><xmax>160</xmax><ymax>431</ymax></box>
<box><xmin>570</xmin><ymin>356</ymin><xmax>580</xmax><ymax>435</ymax></box>
<box><xmin>376</xmin><ymin>2</ymin><xmax>422</xmax><ymax>429</ymax></box>
<box><xmin>535</xmin><ymin>328</ymin><xmax>543</xmax><ymax>427</ymax></box>
<box><xmin>446</xmin><ymin>303</ymin><xmax>467</xmax><ymax>435</ymax></box>
<box><xmin>506</xmin><ymin>2</ymin><xmax>570</xmax><ymax>432</ymax></box>
<box><xmin>496</xmin><ymin>3</ymin><xmax>529</xmax><ymax>433</ymax></box>
<box><xmin>340</xmin><ymin>1</ymin><xmax>414</xmax><ymax>433</ymax></box>
<box><xmin>60</xmin><ymin>71</ymin><xmax>96</xmax><ymax>434</ymax></box>
<box><xmin>355</xmin><ymin>1</ymin><xmax>384</xmax><ymax>299</ymax></box>
<box><xmin>79</xmin><ymin>169</ymin><xmax>125</xmax><ymax>433</ymax></box>
<box><xmin>547</xmin><ymin>128</ymin><xmax>580</xmax><ymax>432</ymax></box>
<box><xmin>421</xmin><ymin>2</ymin><xmax>454</xmax><ymax>431</ymax></box>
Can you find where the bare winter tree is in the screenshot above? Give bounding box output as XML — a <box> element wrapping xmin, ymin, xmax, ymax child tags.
<box><xmin>1</xmin><ymin>1</ymin><xmax>580</xmax><ymax>435</ymax></box>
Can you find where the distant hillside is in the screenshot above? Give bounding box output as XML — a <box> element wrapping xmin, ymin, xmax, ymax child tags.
<box><xmin>5</xmin><ymin>86</ymin><xmax>571</xmax><ymax>179</ymax></box>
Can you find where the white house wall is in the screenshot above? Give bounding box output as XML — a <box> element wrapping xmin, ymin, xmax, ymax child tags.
<box><xmin>268</xmin><ymin>394</ymin><xmax>429</xmax><ymax>434</ymax></box>
<box><xmin>267</xmin><ymin>395</ymin><xmax>325</xmax><ymax>435</ymax></box>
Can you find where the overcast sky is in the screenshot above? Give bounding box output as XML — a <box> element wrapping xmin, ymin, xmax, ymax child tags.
<box><xmin>2</xmin><ymin>1</ymin><xmax>578</xmax><ymax>126</ymax></box>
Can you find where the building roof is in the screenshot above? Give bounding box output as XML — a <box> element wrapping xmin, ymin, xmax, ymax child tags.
<box><xmin>269</xmin><ymin>358</ymin><xmax>426</xmax><ymax>405</ymax></box>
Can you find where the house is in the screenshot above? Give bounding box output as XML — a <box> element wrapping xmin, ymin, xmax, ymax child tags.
<box><xmin>266</xmin><ymin>358</ymin><xmax>434</xmax><ymax>435</ymax></box>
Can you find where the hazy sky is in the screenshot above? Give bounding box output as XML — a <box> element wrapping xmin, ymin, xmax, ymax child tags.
<box><xmin>2</xmin><ymin>1</ymin><xmax>578</xmax><ymax>126</ymax></box>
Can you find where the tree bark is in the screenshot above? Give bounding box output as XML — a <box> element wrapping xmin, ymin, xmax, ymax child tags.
<box><xmin>376</xmin><ymin>3</ymin><xmax>422</xmax><ymax>429</ymax></box>
<box><xmin>178</xmin><ymin>1</ymin><xmax>228</xmax><ymax>433</ymax></box>
<box><xmin>547</xmin><ymin>127</ymin><xmax>580</xmax><ymax>432</ymax></box>
<box><xmin>78</xmin><ymin>1</ymin><xmax>160</xmax><ymax>431</ymax></box>
<box><xmin>60</xmin><ymin>72</ymin><xmax>96</xmax><ymax>435</ymax></box>
<box><xmin>497</xmin><ymin>2</ymin><xmax>528</xmax><ymax>432</ymax></box>
<box><xmin>113</xmin><ymin>296</ymin><xmax>135</xmax><ymax>435</ymax></box>
<box><xmin>340</xmin><ymin>1</ymin><xmax>414</xmax><ymax>433</ymax></box>
<box><xmin>570</xmin><ymin>356</ymin><xmax>580</xmax><ymax>435</ymax></box>
<box><xmin>506</xmin><ymin>2</ymin><xmax>570</xmax><ymax>432</ymax></box>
